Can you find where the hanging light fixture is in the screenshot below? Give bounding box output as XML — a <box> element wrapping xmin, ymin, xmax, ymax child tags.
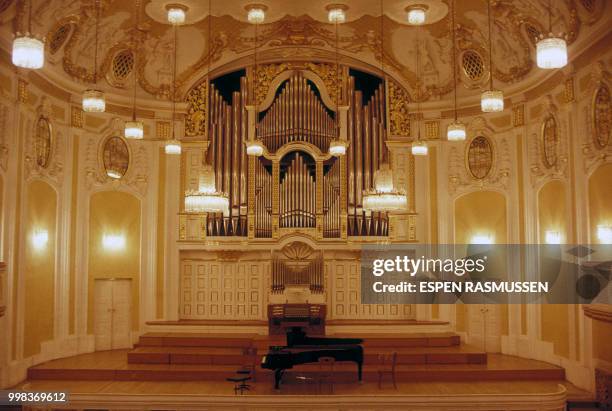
<box><xmin>536</xmin><ymin>0</ymin><xmax>567</xmax><ymax>69</ymax></box>
<box><xmin>447</xmin><ymin>0</ymin><xmax>466</xmax><ymax>141</ymax></box>
<box><xmin>405</xmin><ymin>4</ymin><xmax>427</xmax><ymax>26</ymax></box>
<box><xmin>481</xmin><ymin>0</ymin><xmax>503</xmax><ymax>113</ymax></box>
<box><xmin>327</xmin><ymin>4</ymin><xmax>347</xmax><ymax>24</ymax></box>
<box><xmin>166</xmin><ymin>4</ymin><xmax>188</xmax><ymax>25</ymax></box>
<box><xmin>246</xmin><ymin>4</ymin><xmax>266</xmax><ymax>24</ymax></box>
<box><xmin>328</xmin><ymin>4</ymin><xmax>348</xmax><ymax>156</ymax></box>
<box><xmin>245</xmin><ymin>3</ymin><xmax>266</xmax><ymax>157</ymax></box>
<box><xmin>82</xmin><ymin>0</ymin><xmax>105</xmax><ymax>112</ymax></box>
<box><xmin>411</xmin><ymin>25</ymin><xmax>428</xmax><ymax>156</ymax></box>
<box><xmin>165</xmin><ymin>16</ymin><xmax>181</xmax><ymax>155</ymax></box>
<box><xmin>125</xmin><ymin>2</ymin><xmax>143</xmax><ymax>139</ymax></box>
<box><xmin>362</xmin><ymin>0</ymin><xmax>407</xmax><ymax>212</ymax></box>
<box><xmin>185</xmin><ymin>165</ymin><xmax>230</xmax><ymax>214</ymax></box>
<box><xmin>12</xmin><ymin>0</ymin><xmax>45</xmax><ymax>69</ymax></box>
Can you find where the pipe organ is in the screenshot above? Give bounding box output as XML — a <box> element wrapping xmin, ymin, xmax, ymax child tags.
<box><xmin>199</xmin><ymin>66</ymin><xmax>392</xmax><ymax>239</ymax></box>
<box><xmin>258</xmin><ymin>73</ymin><xmax>336</xmax><ymax>153</ymax></box>
<box><xmin>279</xmin><ymin>152</ymin><xmax>316</xmax><ymax>229</ymax></box>
<box><xmin>346</xmin><ymin>74</ymin><xmax>389</xmax><ymax>236</ymax></box>
<box><xmin>205</xmin><ymin>77</ymin><xmax>249</xmax><ymax>236</ymax></box>
<box><xmin>271</xmin><ymin>254</ymin><xmax>324</xmax><ymax>294</ymax></box>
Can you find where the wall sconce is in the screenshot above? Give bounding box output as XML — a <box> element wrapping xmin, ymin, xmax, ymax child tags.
<box><xmin>545</xmin><ymin>230</ymin><xmax>561</xmax><ymax>245</ymax></box>
<box><xmin>102</xmin><ymin>234</ymin><xmax>126</xmax><ymax>251</ymax></box>
<box><xmin>31</xmin><ymin>229</ymin><xmax>48</xmax><ymax>250</ymax></box>
<box><xmin>597</xmin><ymin>225</ymin><xmax>612</xmax><ymax>244</ymax></box>
<box><xmin>471</xmin><ymin>234</ymin><xmax>494</xmax><ymax>245</ymax></box>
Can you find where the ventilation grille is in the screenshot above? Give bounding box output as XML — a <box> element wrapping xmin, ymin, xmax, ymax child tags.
<box><xmin>580</xmin><ymin>0</ymin><xmax>595</xmax><ymax>12</ymax></box>
<box><xmin>49</xmin><ymin>24</ymin><xmax>72</xmax><ymax>54</ymax></box>
<box><xmin>462</xmin><ymin>50</ymin><xmax>485</xmax><ymax>82</ymax></box>
<box><xmin>112</xmin><ymin>50</ymin><xmax>134</xmax><ymax>81</ymax></box>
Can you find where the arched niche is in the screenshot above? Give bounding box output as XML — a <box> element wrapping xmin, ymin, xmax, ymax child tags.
<box><xmin>454</xmin><ymin>190</ymin><xmax>507</xmax><ymax>244</ymax></box>
<box><xmin>23</xmin><ymin>180</ymin><xmax>57</xmax><ymax>358</ymax></box>
<box><xmin>87</xmin><ymin>190</ymin><xmax>141</xmax><ymax>338</ymax></box>
<box><xmin>588</xmin><ymin>162</ymin><xmax>612</xmax><ymax>243</ymax></box>
<box><xmin>537</xmin><ymin>180</ymin><xmax>567</xmax><ymax>243</ymax></box>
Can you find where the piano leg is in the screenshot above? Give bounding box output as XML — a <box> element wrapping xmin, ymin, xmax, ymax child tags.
<box><xmin>358</xmin><ymin>361</ymin><xmax>363</xmax><ymax>383</ymax></box>
<box><xmin>274</xmin><ymin>369</ymin><xmax>284</xmax><ymax>389</ymax></box>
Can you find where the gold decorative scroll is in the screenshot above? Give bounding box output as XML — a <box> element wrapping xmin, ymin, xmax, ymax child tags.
<box><xmin>185</xmin><ymin>79</ymin><xmax>208</xmax><ymax>137</ymax></box>
<box><xmin>254</xmin><ymin>63</ymin><xmax>289</xmax><ymax>106</ymax></box>
<box><xmin>305</xmin><ymin>62</ymin><xmax>342</xmax><ymax>106</ymax></box>
<box><xmin>387</xmin><ymin>79</ymin><xmax>411</xmax><ymax>137</ymax></box>
<box><xmin>512</xmin><ymin>104</ymin><xmax>525</xmax><ymax>127</ymax></box>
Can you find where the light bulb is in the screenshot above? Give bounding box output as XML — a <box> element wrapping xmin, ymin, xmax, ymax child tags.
<box><xmin>328</xmin><ymin>140</ymin><xmax>347</xmax><ymax>156</ymax></box>
<box><xmin>327</xmin><ymin>5</ymin><xmax>347</xmax><ymax>24</ymax></box>
<box><xmin>411</xmin><ymin>141</ymin><xmax>428</xmax><ymax>156</ymax></box>
<box><xmin>246</xmin><ymin>140</ymin><xmax>265</xmax><ymax>156</ymax></box>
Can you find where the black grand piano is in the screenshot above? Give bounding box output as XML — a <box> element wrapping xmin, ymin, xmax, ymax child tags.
<box><xmin>261</xmin><ymin>327</ymin><xmax>364</xmax><ymax>389</ymax></box>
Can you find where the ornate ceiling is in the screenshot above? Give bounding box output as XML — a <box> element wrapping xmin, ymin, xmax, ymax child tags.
<box><xmin>0</xmin><ymin>0</ymin><xmax>610</xmax><ymax>105</ymax></box>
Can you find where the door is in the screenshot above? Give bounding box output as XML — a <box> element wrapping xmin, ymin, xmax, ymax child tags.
<box><xmin>467</xmin><ymin>304</ymin><xmax>501</xmax><ymax>352</ymax></box>
<box><xmin>94</xmin><ymin>279</ymin><xmax>132</xmax><ymax>350</ymax></box>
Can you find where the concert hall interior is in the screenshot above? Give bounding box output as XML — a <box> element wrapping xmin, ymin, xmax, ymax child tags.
<box><xmin>0</xmin><ymin>0</ymin><xmax>611</xmax><ymax>409</ymax></box>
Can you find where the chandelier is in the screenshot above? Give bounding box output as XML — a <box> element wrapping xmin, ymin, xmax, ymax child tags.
<box><xmin>329</xmin><ymin>140</ymin><xmax>348</xmax><ymax>156</ymax></box>
<box><xmin>12</xmin><ymin>0</ymin><xmax>45</xmax><ymax>69</ymax></box>
<box><xmin>82</xmin><ymin>0</ymin><xmax>105</xmax><ymax>113</ymax></box>
<box><xmin>327</xmin><ymin>4</ymin><xmax>348</xmax><ymax>157</ymax></box>
<box><xmin>246</xmin><ymin>4</ymin><xmax>266</xmax><ymax>24</ymax></box>
<box><xmin>165</xmin><ymin>10</ymin><xmax>182</xmax><ymax>155</ymax></box>
<box><xmin>406</xmin><ymin>5</ymin><xmax>427</xmax><ymax>25</ymax></box>
<box><xmin>412</xmin><ymin>24</ymin><xmax>428</xmax><ymax>156</ymax></box>
<box><xmin>536</xmin><ymin>0</ymin><xmax>567</xmax><ymax>69</ymax></box>
<box><xmin>447</xmin><ymin>0</ymin><xmax>466</xmax><ymax>142</ymax></box>
<box><xmin>246</xmin><ymin>139</ymin><xmax>265</xmax><ymax>156</ymax></box>
<box><xmin>125</xmin><ymin>4</ymin><xmax>143</xmax><ymax>139</ymax></box>
<box><xmin>245</xmin><ymin>3</ymin><xmax>266</xmax><ymax>157</ymax></box>
<box><xmin>184</xmin><ymin>165</ymin><xmax>230</xmax><ymax>214</ymax></box>
<box><xmin>363</xmin><ymin>164</ymin><xmax>407</xmax><ymax>212</ymax></box>
<box><xmin>362</xmin><ymin>2</ymin><xmax>407</xmax><ymax>213</ymax></box>
<box><xmin>166</xmin><ymin>4</ymin><xmax>188</xmax><ymax>25</ymax></box>
<box><xmin>411</xmin><ymin>140</ymin><xmax>428</xmax><ymax>156</ymax></box>
<box><xmin>480</xmin><ymin>0</ymin><xmax>503</xmax><ymax>113</ymax></box>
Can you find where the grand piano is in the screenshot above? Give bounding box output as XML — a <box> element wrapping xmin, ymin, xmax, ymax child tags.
<box><xmin>261</xmin><ymin>327</ymin><xmax>364</xmax><ymax>389</ymax></box>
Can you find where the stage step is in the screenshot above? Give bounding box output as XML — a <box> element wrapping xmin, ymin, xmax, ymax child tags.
<box><xmin>127</xmin><ymin>345</ymin><xmax>486</xmax><ymax>365</ymax></box>
<box><xmin>136</xmin><ymin>332</ymin><xmax>256</xmax><ymax>348</ymax></box>
<box><xmin>28</xmin><ymin>353</ymin><xmax>563</xmax><ymax>382</ymax></box>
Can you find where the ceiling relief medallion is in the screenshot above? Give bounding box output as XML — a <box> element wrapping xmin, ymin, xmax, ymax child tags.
<box><xmin>387</xmin><ymin>79</ymin><xmax>411</xmax><ymax>138</ymax></box>
<box><xmin>529</xmin><ymin>97</ymin><xmax>568</xmax><ymax>188</ymax></box>
<box><xmin>448</xmin><ymin>118</ymin><xmax>511</xmax><ymax>196</ymax></box>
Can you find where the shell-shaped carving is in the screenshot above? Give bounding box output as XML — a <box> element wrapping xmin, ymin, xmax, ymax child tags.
<box><xmin>281</xmin><ymin>241</ymin><xmax>314</xmax><ymax>260</ymax></box>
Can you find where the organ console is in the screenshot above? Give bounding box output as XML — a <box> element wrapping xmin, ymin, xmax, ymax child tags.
<box><xmin>268</xmin><ymin>304</ymin><xmax>326</xmax><ymax>335</ymax></box>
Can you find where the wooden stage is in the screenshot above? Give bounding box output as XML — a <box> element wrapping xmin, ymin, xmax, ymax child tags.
<box><xmin>27</xmin><ymin>332</ymin><xmax>565</xmax><ymax>383</ymax></box>
<box><xmin>15</xmin><ymin>332</ymin><xmax>582</xmax><ymax>409</ymax></box>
